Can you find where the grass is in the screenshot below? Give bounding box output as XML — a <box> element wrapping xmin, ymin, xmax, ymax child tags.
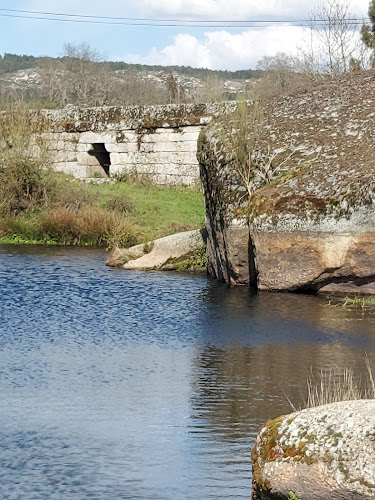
<box><xmin>87</xmin><ymin>180</ymin><xmax>204</xmax><ymax>241</ymax></box>
<box><xmin>287</xmin><ymin>354</ymin><xmax>375</xmax><ymax>412</ymax></box>
<box><xmin>0</xmin><ymin>173</ymin><xmax>205</xmax><ymax>247</ymax></box>
<box><xmin>288</xmin><ymin>493</ymin><xmax>301</xmax><ymax>500</ymax></box>
<box><xmin>0</xmin><ymin>104</ymin><xmax>204</xmax><ymax>248</ymax></box>
<box><xmin>328</xmin><ymin>296</ymin><xmax>375</xmax><ymax>311</ymax></box>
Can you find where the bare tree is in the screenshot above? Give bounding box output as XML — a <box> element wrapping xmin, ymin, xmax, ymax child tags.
<box><xmin>195</xmin><ymin>75</ymin><xmax>226</xmax><ymax>103</ymax></box>
<box><xmin>297</xmin><ymin>0</ymin><xmax>367</xmax><ymax>77</ymax></box>
<box><xmin>254</xmin><ymin>52</ymin><xmax>309</xmax><ymax>98</ymax></box>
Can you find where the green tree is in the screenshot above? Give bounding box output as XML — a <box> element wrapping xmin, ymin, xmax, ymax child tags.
<box><xmin>361</xmin><ymin>0</ymin><xmax>375</xmax><ymax>66</ymax></box>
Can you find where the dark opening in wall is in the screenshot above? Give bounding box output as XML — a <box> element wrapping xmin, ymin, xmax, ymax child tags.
<box><xmin>89</xmin><ymin>143</ymin><xmax>111</xmax><ymax>176</ymax></box>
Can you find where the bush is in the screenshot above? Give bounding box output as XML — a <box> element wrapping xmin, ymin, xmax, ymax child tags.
<box><xmin>38</xmin><ymin>207</ymin><xmax>138</xmax><ymax>247</ymax></box>
<box><xmin>0</xmin><ymin>104</ymin><xmax>50</xmax><ymax>215</ymax></box>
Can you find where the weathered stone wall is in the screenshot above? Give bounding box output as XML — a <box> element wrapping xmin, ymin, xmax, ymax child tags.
<box><xmin>37</xmin><ymin>102</ymin><xmax>237</xmax><ymax>185</ymax></box>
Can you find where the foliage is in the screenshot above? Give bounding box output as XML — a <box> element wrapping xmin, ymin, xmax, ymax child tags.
<box><xmin>0</xmin><ymin>52</ymin><xmax>262</xmax><ymax>80</ymax></box>
<box><xmin>0</xmin><ymin>104</ymin><xmax>50</xmax><ymax>215</ymax></box>
<box><xmin>217</xmin><ymin>101</ymin><xmax>264</xmax><ymax>200</ymax></box>
<box><xmin>164</xmin><ymin>244</ymin><xmax>207</xmax><ymax>272</ymax></box>
<box><xmin>0</xmin><ymin>172</ymin><xmax>204</xmax><ymax>247</ymax></box>
<box><xmin>361</xmin><ymin>0</ymin><xmax>375</xmax><ymax>66</ymax></box>
<box><xmin>328</xmin><ymin>296</ymin><xmax>375</xmax><ymax>311</ymax></box>
<box><xmin>142</xmin><ymin>241</ymin><xmax>154</xmax><ymax>253</ymax></box>
<box><xmin>288</xmin><ymin>493</ymin><xmax>302</xmax><ymax>500</ymax></box>
<box><xmin>254</xmin><ymin>52</ymin><xmax>310</xmax><ymax>99</ymax></box>
<box><xmin>0</xmin><ymin>46</ymin><xmax>264</xmax><ymax>108</ymax></box>
<box><xmin>0</xmin><ymin>53</ymin><xmax>37</xmax><ymax>73</ymax></box>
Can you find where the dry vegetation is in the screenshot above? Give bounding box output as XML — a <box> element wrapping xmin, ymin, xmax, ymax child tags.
<box><xmin>0</xmin><ymin>104</ymin><xmax>204</xmax><ymax>247</ymax></box>
<box><xmin>305</xmin><ymin>356</ymin><xmax>375</xmax><ymax>408</ymax></box>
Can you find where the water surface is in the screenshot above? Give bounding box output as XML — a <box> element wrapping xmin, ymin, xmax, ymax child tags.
<box><xmin>1</xmin><ymin>245</ymin><xmax>375</xmax><ymax>499</ymax></box>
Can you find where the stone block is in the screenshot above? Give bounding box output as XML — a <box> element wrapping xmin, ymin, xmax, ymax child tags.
<box><xmin>51</xmin><ymin>162</ymin><xmax>88</xmax><ymax>179</ymax></box>
<box><xmin>139</xmin><ymin>140</ymin><xmax>197</xmax><ymax>153</ymax></box>
<box><xmin>140</xmin><ymin>130</ymin><xmax>171</xmax><ymax>143</ymax></box>
<box><xmin>79</xmin><ymin>131</ymin><xmax>117</xmax><ymax>144</ymax></box>
<box><xmin>77</xmin><ymin>143</ymin><xmax>94</xmax><ymax>152</ymax></box>
<box><xmin>105</xmin><ymin>142</ymin><xmax>138</xmax><ymax>153</ymax></box>
<box><xmin>51</xmin><ymin>150</ymin><xmax>77</xmax><ymax>162</ymax></box>
<box><xmin>77</xmin><ymin>152</ymin><xmax>101</xmax><ymax>166</ymax></box>
<box><xmin>168</xmin><ymin>129</ymin><xmax>201</xmax><ymax>142</ymax></box>
<box><xmin>121</xmin><ymin>132</ymin><xmax>138</xmax><ymax>143</ymax></box>
<box><xmin>56</xmin><ymin>140</ymin><xmax>77</xmax><ymax>152</ymax></box>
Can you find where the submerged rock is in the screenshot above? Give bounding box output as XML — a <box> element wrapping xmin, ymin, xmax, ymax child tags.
<box><xmin>106</xmin><ymin>229</ymin><xmax>206</xmax><ymax>270</ymax></box>
<box><xmin>252</xmin><ymin>400</ymin><xmax>375</xmax><ymax>500</ymax></box>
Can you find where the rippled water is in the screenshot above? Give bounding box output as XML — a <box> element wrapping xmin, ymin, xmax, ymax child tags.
<box><xmin>1</xmin><ymin>245</ymin><xmax>375</xmax><ymax>499</ymax></box>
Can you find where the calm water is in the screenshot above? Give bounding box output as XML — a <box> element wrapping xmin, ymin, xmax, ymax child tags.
<box><xmin>1</xmin><ymin>245</ymin><xmax>375</xmax><ymax>500</ymax></box>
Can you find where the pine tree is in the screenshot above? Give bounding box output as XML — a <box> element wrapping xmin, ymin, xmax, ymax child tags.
<box><xmin>361</xmin><ymin>0</ymin><xmax>375</xmax><ymax>66</ymax></box>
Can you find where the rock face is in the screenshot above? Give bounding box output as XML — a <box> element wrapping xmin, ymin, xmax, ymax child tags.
<box><xmin>253</xmin><ymin>230</ymin><xmax>375</xmax><ymax>294</ymax></box>
<box><xmin>198</xmin><ymin>70</ymin><xmax>375</xmax><ymax>294</ymax></box>
<box><xmin>252</xmin><ymin>400</ymin><xmax>375</xmax><ymax>500</ymax></box>
<box><xmin>106</xmin><ymin>229</ymin><xmax>206</xmax><ymax>270</ymax></box>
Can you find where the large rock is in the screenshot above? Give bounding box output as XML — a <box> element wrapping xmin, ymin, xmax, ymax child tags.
<box><xmin>106</xmin><ymin>229</ymin><xmax>206</xmax><ymax>270</ymax></box>
<box><xmin>252</xmin><ymin>400</ymin><xmax>375</xmax><ymax>500</ymax></box>
<box><xmin>197</xmin><ymin>70</ymin><xmax>375</xmax><ymax>293</ymax></box>
<box><xmin>253</xmin><ymin>230</ymin><xmax>375</xmax><ymax>294</ymax></box>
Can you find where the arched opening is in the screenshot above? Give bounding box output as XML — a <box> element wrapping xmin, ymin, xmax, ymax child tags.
<box><xmin>88</xmin><ymin>143</ymin><xmax>111</xmax><ymax>176</ymax></box>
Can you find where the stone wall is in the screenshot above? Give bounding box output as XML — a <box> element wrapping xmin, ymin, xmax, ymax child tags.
<box><xmin>37</xmin><ymin>102</ymin><xmax>237</xmax><ymax>185</ymax></box>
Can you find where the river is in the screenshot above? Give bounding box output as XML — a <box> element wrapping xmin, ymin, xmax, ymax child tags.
<box><xmin>1</xmin><ymin>245</ymin><xmax>375</xmax><ymax>500</ymax></box>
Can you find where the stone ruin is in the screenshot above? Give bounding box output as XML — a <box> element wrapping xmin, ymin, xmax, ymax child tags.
<box><xmin>37</xmin><ymin>102</ymin><xmax>238</xmax><ymax>185</ymax></box>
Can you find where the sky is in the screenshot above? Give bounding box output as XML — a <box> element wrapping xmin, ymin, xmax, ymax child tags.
<box><xmin>0</xmin><ymin>0</ymin><xmax>370</xmax><ymax>70</ymax></box>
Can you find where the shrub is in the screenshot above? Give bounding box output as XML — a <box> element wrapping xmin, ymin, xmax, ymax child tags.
<box><xmin>0</xmin><ymin>104</ymin><xmax>50</xmax><ymax>215</ymax></box>
<box><xmin>37</xmin><ymin>206</ymin><xmax>138</xmax><ymax>247</ymax></box>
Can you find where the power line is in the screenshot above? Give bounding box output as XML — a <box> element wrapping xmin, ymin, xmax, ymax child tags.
<box><xmin>0</xmin><ymin>7</ymin><xmax>369</xmax><ymax>28</ymax></box>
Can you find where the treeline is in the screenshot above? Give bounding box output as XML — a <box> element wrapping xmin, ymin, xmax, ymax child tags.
<box><xmin>0</xmin><ymin>52</ymin><xmax>261</xmax><ymax>80</ymax></box>
<box><xmin>108</xmin><ymin>61</ymin><xmax>261</xmax><ymax>80</ymax></box>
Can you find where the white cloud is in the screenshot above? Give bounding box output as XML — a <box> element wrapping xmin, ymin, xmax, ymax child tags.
<box><xmin>124</xmin><ymin>26</ymin><xmax>307</xmax><ymax>70</ymax></box>
<box><xmin>137</xmin><ymin>0</ymin><xmax>369</xmax><ymax>19</ymax></box>
<box><xmin>25</xmin><ymin>0</ymin><xmax>369</xmax><ymax>19</ymax></box>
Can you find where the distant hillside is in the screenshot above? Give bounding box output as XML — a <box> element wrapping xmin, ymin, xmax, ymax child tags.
<box><xmin>0</xmin><ymin>51</ymin><xmax>308</xmax><ymax>109</ymax></box>
<box><xmin>0</xmin><ymin>52</ymin><xmax>261</xmax><ymax>80</ymax></box>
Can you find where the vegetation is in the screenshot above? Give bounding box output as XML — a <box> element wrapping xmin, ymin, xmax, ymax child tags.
<box><xmin>0</xmin><ymin>103</ymin><xmax>204</xmax><ymax>247</ymax></box>
<box><xmin>361</xmin><ymin>0</ymin><xmax>375</xmax><ymax>66</ymax></box>
<box><xmin>163</xmin><ymin>245</ymin><xmax>207</xmax><ymax>272</ymax></box>
<box><xmin>305</xmin><ymin>358</ymin><xmax>375</xmax><ymax>408</ymax></box>
<box><xmin>288</xmin><ymin>493</ymin><xmax>301</xmax><ymax>500</ymax></box>
<box><xmin>286</xmin><ymin>355</ymin><xmax>375</xmax><ymax>412</ymax></box>
<box><xmin>0</xmin><ymin>52</ymin><xmax>261</xmax><ymax>80</ymax></box>
<box><xmin>0</xmin><ymin>44</ymin><xmax>263</xmax><ymax>108</ymax></box>
<box><xmin>328</xmin><ymin>296</ymin><xmax>375</xmax><ymax>311</ymax></box>
<box><xmin>0</xmin><ymin>177</ymin><xmax>204</xmax><ymax>247</ymax></box>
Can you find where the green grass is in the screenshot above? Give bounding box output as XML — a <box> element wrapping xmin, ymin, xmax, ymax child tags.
<box><xmin>0</xmin><ymin>234</ymin><xmax>58</xmax><ymax>245</ymax></box>
<box><xmin>85</xmin><ymin>181</ymin><xmax>205</xmax><ymax>241</ymax></box>
<box><xmin>328</xmin><ymin>296</ymin><xmax>375</xmax><ymax>311</ymax></box>
<box><xmin>0</xmin><ymin>173</ymin><xmax>205</xmax><ymax>247</ymax></box>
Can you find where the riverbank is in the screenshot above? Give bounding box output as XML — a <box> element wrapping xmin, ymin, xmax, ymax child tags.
<box><xmin>0</xmin><ymin>172</ymin><xmax>204</xmax><ymax>247</ymax></box>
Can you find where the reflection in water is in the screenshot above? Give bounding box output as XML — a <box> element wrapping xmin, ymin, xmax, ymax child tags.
<box><xmin>0</xmin><ymin>244</ymin><xmax>375</xmax><ymax>499</ymax></box>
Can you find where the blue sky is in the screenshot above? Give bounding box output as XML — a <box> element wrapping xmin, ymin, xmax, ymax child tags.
<box><xmin>0</xmin><ymin>0</ymin><xmax>370</xmax><ymax>70</ymax></box>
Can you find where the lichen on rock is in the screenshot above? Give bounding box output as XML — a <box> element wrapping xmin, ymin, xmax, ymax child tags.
<box><xmin>252</xmin><ymin>400</ymin><xmax>375</xmax><ymax>500</ymax></box>
<box><xmin>197</xmin><ymin>70</ymin><xmax>375</xmax><ymax>294</ymax></box>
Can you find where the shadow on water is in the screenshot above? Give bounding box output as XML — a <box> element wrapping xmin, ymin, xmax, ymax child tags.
<box><xmin>0</xmin><ymin>245</ymin><xmax>375</xmax><ymax>499</ymax></box>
